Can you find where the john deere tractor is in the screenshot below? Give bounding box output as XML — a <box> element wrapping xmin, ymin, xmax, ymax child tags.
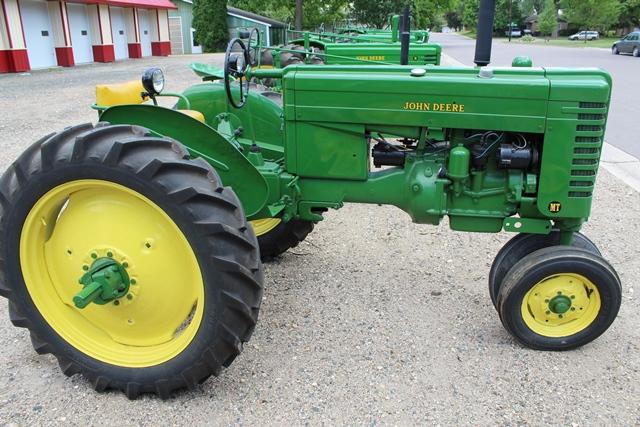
<box><xmin>0</xmin><ymin>0</ymin><xmax>621</xmax><ymax>399</ymax></box>
<box><xmin>264</xmin><ymin>9</ymin><xmax>441</xmax><ymax>68</ymax></box>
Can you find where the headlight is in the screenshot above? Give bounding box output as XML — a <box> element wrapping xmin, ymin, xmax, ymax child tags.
<box><xmin>141</xmin><ymin>68</ymin><xmax>164</xmax><ymax>95</ymax></box>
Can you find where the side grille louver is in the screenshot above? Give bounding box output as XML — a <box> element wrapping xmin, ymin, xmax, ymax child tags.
<box><xmin>570</xmin><ymin>102</ymin><xmax>606</xmax><ymax>198</ymax></box>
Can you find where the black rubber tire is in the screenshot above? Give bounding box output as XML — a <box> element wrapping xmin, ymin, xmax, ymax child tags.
<box><xmin>280</xmin><ymin>44</ymin><xmax>305</xmax><ymax>67</ymax></box>
<box><xmin>612</xmin><ymin>45</ymin><xmax>619</xmax><ymax>55</ymax></box>
<box><xmin>257</xmin><ymin>219</ymin><xmax>314</xmax><ymax>261</ymax></box>
<box><xmin>634</xmin><ymin>47</ymin><xmax>640</xmax><ymax>57</ymax></box>
<box><xmin>496</xmin><ymin>247</ymin><xmax>621</xmax><ymax>351</ymax></box>
<box><xmin>0</xmin><ymin>123</ymin><xmax>263</xmax><ymax>399</ymax></box>
<box><xmin>488</xmin><ymin>232</ymin><xmax>600</xmax><ymax>309</ymax></box>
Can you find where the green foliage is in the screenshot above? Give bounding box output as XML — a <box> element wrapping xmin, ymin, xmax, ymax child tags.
<box><xmin>462</xmin><ymin>0</ymin><xmax>479</xmax><ymax>29</ymax></box>
<box><xmin>192</xmin><ymin>0</ymin><xmax>228</xmax><ymax>52</ymax></box>
<box><xmin>461</xmin><ymin>0</ymin><xmax>523</xmax><ymax>33</ymax></box>
<box><xmin>229</xmin><ymin>0</ymin><xmax>349</xmax><ymax>30</ymax></box>
<box><xmin>350</xmin><ymin>0</ymin><xmax>410</xmax><ymax>28</ymax></box>
<box><xmin>521</xmin><ymin>34</ymin><xmax>536</xmax><ymax>42</ymax></box>
<box><xmin>619</xmin><ymin>0</ymin><xmax>640</xmax><ymax>29</ymax></box>
<box><xmin>560</xmin><ymin>0</ymin><xmax>621</xmax><ymax>32</ymax></box>
<box><xmin>537</xmin><ymin>0</ymin><xmax>557</xmax><ymax>37</ymax></box>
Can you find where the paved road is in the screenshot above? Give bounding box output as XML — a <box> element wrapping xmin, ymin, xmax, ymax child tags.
<box><xmin>431</xmin><ymin>32</ymin><xmax>640</xmax><ymax>159</ymax></box>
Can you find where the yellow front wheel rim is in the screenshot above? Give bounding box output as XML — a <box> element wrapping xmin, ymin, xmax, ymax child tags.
<box><xmin>521</xmin><ymin>273</ymin><xmax>601</xmax><ymax>337</ymax></box>
<box><xmin>20</xmin><ymin>180</ymin><xmax>205</xmax><ymax>368</ymax></box>
<box><xmin>250</xmin><ymin>218</ymin><xmax>281</xmax><ymax>237</ymax></box>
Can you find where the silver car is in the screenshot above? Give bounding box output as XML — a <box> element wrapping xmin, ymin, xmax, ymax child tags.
<box><xmin>568</xmin><ymin>31</ymin><xmax>599</xmax><ymax>41</ymax></box>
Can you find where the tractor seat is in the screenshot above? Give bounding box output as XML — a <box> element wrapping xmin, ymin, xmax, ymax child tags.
<box><xmin>95</xmin><ymin>81</ymin><xmax>205</xmax><ymax>123</ymax></box>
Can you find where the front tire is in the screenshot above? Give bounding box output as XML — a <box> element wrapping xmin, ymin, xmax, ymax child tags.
<box><xmin>497</xmin><ymin>247</ymin><xmax>621</xmax><ymax>350</ymax></box>
<box><xmin>634</xmin><ymin>47</ymin><xmax>640</xmax><ymax>57</ymax></box>
<box><xmin>488</xmin><ymin>232</ymin><xmax>600</xmax><ymax>309</ymax></box>
<box><xmin>0</xmin><ymin>123</ymin><xmax>263</xmax><ymax>398</ymax></box>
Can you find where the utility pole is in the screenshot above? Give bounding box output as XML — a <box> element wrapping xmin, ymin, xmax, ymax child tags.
<box><xmin>508</xmin><ymin>0</ymin><xmax>513</xmax><ymax>42</ymax></box>
<box><xmin>295</xmin><ymin>0</ymin><xmax>303</xmax><ymax>31</ymax></box>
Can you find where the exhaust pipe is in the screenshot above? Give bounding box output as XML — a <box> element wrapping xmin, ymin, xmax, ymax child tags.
<box><xmin>474</xmin><ymin>0</ymin><xmax>496</xmax><ymax>67</ymax></box>
<box><xmin>400</xmin><ymin>6</ymin><xmax>410</xmax><ymax>65</ymax></box>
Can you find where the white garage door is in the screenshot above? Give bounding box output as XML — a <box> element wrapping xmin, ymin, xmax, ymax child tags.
<box><xmin>110</xmin><ymin>7</ymin><xmax>128</xmax><ymax>60</ymax></box>
<box><xmin>21</xmin><ymin>0</ymin><xmax>56</xmax><ymax>69</ymax></box>
<box><xmin>67</xmin><ymin>3</ymin><xmax>93</xmax><ymax>64</ymax></box>
<box><xmin>138</xmin><ymin>9</ymin><xmax>152</xmax><ymax>57</ymax></box>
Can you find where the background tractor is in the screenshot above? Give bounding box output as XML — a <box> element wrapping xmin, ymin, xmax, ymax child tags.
<box><xmin>258</xmin><ymin>10</ymin><xmax>441</xmax><ymax>69</ymax></box>
<box><xmin>0</xmin><ymin>0</ymin><xmax>621</xmax><ymax>399</ymax></box>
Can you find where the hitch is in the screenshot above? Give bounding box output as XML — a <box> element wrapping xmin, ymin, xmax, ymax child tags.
<box><xmin>73</xmin><ymin>257</ymin><xmax>130</xmax><ymax>309</ymax></box>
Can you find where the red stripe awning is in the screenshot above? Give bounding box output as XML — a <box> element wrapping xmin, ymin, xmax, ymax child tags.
<box><xmin>67</xmin><ymin>0</ymin><xmax>177</xmax><ymax>9</ymax></box>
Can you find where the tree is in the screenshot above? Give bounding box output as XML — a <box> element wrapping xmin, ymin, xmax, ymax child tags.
<box><xmin>537</xmin><ymin>0</ymin><xmax>557</xmax><ymax>39</ymax></box>
<box><xmin>462</xmin><ymin>0</ymin><xmax>479</xmax><ymax>29</ymax></box>
<box><xmin>229</xmin><ymin>0</ymin><xmax>348</xmax><ymax>31</ymax></box>
<box><xmin>192</xmin><ymin>0</ymin><xmax>228</xmax><ymax>52</ymax></box>
<box><xmin>619</xmin><ymin>0</ymin><xmax>640</xmax><ymax>31</ymax></box>
<box><xmin>560</xmin><ymin>0</ymin><xmax>621</xmax><ymax>34</ymax></box>
<box><xmin>295</xmin><ymin>0</ymin><xmax>303</xmax><ymax>30</ymax></box>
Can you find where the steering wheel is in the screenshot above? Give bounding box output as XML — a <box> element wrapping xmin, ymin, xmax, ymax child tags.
<box><xmin>224</xmin><ymin>38</ymin><xmax>251</xmax><ymax>109</ymax></box>
<box><xmin>247</xmin><ymin>28</ymin><xmax>261</xmax><ymax>66</ymax></box>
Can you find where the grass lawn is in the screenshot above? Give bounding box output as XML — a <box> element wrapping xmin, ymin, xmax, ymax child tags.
<box><xmin>455</xmin><ymin>32</ymin><xmax>618</xmax><ymax>49</ymax></box>
<box><xmin>505</xmin><ymin>37</ymin><xmax>618</xmax><ymax>49</ymax></box>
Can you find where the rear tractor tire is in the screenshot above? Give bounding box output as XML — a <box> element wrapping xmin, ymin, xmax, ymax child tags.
<box><xmin>250</xmin><ymin>217</ymin><xmax>314</xmax><ymax>260</ymax></box>
<box><xmin>496</xmin><ymin>247</ymin><xmax>621</xmax><ymax>350</ymax></box>
<box><xmin>0</xmin><ymin>123</ymin><xmax>263</xmax><ymax>399</ymax></box>
<box><xmin>488</xmin><ymin>231</ymin><xmax>600</xmax><ymax>309</ymax></box>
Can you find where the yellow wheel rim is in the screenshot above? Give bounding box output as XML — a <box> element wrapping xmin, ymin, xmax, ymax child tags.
<box><xmin>250</xmin><ymin>218</ymin><xmax>281</xmax><ymax>237</ymax></box>
<box><xmin>20</xmin><ymin>180</ymin><xmax>205</xmax><ymax>368</ymax></box>
<box><xmin>521</xmin><ymin>273</ymin><xmax>601</xmax><ymax>338</ymax></box>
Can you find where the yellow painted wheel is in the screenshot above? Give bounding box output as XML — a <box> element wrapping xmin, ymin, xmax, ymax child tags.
<box><xmin>20</xmin><ymin>180</ymin><xmax>205</xmax><ymax>368</ymax></box>
<box><xmin>498</xmin><ymin>246</ymin><xmax>621</xmax><ymax>350</ymax></box>
<box><xmin>250</xmin><ymin>218</ymin><xmax>282</xmax><ymax>237</ymax></box>
<box><xmin>0</xmin><ymin>124</ymin><xmax>263</xmax><ymax>398</ymax></box>
<box><xmin>520</xmin><ymin>274</ymin><xmax>600</xmax><ymax>338</ymax></box>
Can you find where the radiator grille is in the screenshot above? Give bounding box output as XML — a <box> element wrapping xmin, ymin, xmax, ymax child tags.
<box><xmin>569</xmin><ymin>102</ymin><xmax>606</xmax><ymax>198</ymax></box>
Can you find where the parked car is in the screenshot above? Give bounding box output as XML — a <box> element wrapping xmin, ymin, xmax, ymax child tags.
<box><xmin>568</xmin><ymin>31</ymin><xmax>599</xmax><ymax>41</ymax></box>
<box><xmin>505</xmin><ymin>25</ymin><xmax>522</xmax><ymax>38</ymax></box>
<box><xmin>612</xmin><ymin>32</ymin><xmax>640</xmax><ymax>57</ymax></box>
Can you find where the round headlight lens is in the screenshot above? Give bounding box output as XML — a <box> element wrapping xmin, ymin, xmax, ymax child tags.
<box><xmin>141</xmin><ymin>67</ymin><xmax>164</xmax><ymax>95</ymax></box>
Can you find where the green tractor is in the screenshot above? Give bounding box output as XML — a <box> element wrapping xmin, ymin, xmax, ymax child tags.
<box><xmin>333</xmin><ymin>13</ymin><xmax>430</xmax><ymax>43</ymax></box>
<box><xmin>0</xmin><ymin>0</ymin><xmax>621</xmax><ymax>399</ymax></box>
<box><xmin>264</xmin><ymin>10</ymin><xmax>441</xmax><ymax>68</ymax></box>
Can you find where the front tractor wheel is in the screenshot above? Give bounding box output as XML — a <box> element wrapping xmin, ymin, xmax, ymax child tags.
<box><xmin>496</xmin><ymin>247</ymin><xmax>621</xmax><ymax>350</ymax></box>
<box><xmin>0</xmin><ymin>123</ymin><xmax>263</xmax><ymax>398</ymax></box>
<box><xmin>488</xmin><ymin>232</ymin><xmax>600</xmax><ymax>309</ymax></box>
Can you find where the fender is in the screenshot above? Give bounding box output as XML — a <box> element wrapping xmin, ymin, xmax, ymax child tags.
<box><xmin>100</xmin><ymin>104</ymin><xmax>269</xmax><ymax>217</ymax></box>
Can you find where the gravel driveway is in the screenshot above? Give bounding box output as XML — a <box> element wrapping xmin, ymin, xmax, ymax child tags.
<box><xmin>0</xmin><ymin>54</ymin><xmax>638</xmax><ymax>426</ymax></box>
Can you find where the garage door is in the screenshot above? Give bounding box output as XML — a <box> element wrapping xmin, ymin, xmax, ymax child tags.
<box><xmin>67</xmin><ymin>3</ymin><xmax>93</xmax><ymax>64</ymax></box>
<box><xmin>20</xmin><ymin>0</ymin><xmax>56</xmax><ymax>69</ymax></box>
<box><xmin>110</xmin><ymin>7</ymin><xmax>128</xmax><ymax>60</ymax></box>
<box><xmin>138</xmin><ymin>9</ymin><xmax>152</xmax><ymax>57</ymax></box>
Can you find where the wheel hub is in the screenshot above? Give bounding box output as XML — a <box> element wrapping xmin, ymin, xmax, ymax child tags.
<box><xmin>74</xmin><ymin>256</ymin><xmax>130</xmax><ymax>308</ymax></box>
<box><xmin>548</xmin><ymin>294</ymin><xmax>572</xmax><ymax>314</ymax></box>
